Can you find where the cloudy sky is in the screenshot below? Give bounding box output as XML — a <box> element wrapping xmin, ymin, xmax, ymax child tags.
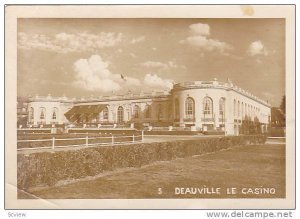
<box><xmin>17</xmin><ymin>18</ymin><xmax>285</xmax><ymax>106</ymax></box>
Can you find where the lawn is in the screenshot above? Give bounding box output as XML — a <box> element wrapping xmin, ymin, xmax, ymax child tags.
<box><xmin>18</xmin><ymin>144</ymin><xmax>285</xmax><ymax>199</ymax></box>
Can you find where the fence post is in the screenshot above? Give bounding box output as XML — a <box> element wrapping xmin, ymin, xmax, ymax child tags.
<box><xmin>111</xmin><ymin>135</ymin><xmax>114</xmax><ymax>145</ymax></box>
<box><xmin>86</xmin><ymin>135</ymin><xmax>88</xmax><ymax>147</ymax></box>
<box><xmin>132</xmin><ymin>134</ymin><xmax>135</xmax><ymax>143</ymax></box>
<box><xmin>52</xmin><ymin>137</ymin><xmax>55</xmax><ymax>150</ymax></box>
<box><xmin>141</xmin><ymin>130</ymin><xmax>144</xmax><ymax>142</ymax></box>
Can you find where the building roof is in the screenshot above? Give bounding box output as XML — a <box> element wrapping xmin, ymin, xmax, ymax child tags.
<box><xmin>64</xmin><ymin>104</ymin><xmax>108</xmax><ymax>122</ymax></box>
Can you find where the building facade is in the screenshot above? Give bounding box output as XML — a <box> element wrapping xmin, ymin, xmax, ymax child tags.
<box><xmin>24</xmin><ymin>79</ymin><xmax>271</xmax><ymax>135</ymax></box>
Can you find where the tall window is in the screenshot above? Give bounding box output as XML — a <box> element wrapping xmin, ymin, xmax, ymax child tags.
<box><xmin>249</xmin><ymin>105</ymin><xmax>251</xmax><ymax>118</ymax></box>
<box><xmin>168</xmin><ymin>102</ymin><xmax>172</xmax><ymax>119</ymax></box>
<box><xmin>103</xmin><ymin>107</ymin><xmax>109</xmax><ymax>120</ymax></box>
<box><xmin>117</xmin><ymin>106</ymin><xmax>124</xmax><ymax>123</ymax></box>
<box><xmin>185</xmin><ymin>97</ymin><xmax>195</xmax><ymax>119</ymax></box>
<box><xmin>233</xmin><ymin>99</ymin><xmax>236</xmax><ymax>117</ymax></box>
<box><xmin>241</xmin><ymin>102</ymin><xmax>244</xmax><ymax>118</ymax></box>
<box><xmin>219</xmin><ymin>98</ymin><xmax>225</xmax><ymax>118</ymax></box>
<box><xmin>157</xmin><ymin>104</ymin><xmax>163</xmax><ymax>119</ymax></box>
<box><xmin>133</xmin><ymin>105</ymin><xmax>140</xmax><ymax>119</ymax></box>
<box><xmin>144</xmin><ymin>104</ymin><xmax>151</xmax><ymax>119</ymax></box>
<box><xmin>203</xmin><ymin>97</ymin><xmax>213</xmax><ymax>116</ymax></box>
<box><xmin>52</xmin><ymin>107</ymin><xmax>58</xmax><ymax>120</ymax></box>
<box><xmin>174</xmin><ymin>99</ymin><xmax>179</xmax><ymax>119</ymax></box>
<box><xmin>39</xmin><ymin>107</ymin><xmax>46</xmax><ymax>120</ymax></box>
<box><xmin>237</xmin><ymin>101</ymin><xmax>240</xmax><ymax>117</ymax></box>
<box><xmin>29</xmin><ymin>107</ymin><xmax>34</xmax><ymax>121</ymax></box>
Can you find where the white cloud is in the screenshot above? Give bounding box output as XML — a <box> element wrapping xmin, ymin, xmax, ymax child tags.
<box><xmin>180</xmin><ymin>36</ymin><xmax>232</xmax><ymax>53</ymax></box>
<box><xmin>189</xmin><ymin>23</ymin><xmax>210</xmax><ymax>36</ymax></box>
<box><xmin>247</xmin><ymin>40</ymin><xmax>268</xmax><ymax>56</ymax></box>
<box><xmin>72</xmin><ymin>55</ymin><xmax>174</xmax><ymax>93</ymax></box>
<box><xmin>72</xmin><ymin>55</ymin><xmax>140</xmax><ymax>93</ymax></box>
<box><xmin>18</xmin><ymin>32</ymin><xmax>124</xmax><ymax>53</ymax></box>
<box><xmin>140</xmin><ymin>61</ymin><xmax>185</xmax><ymax>70</ymax></box>
<box><xmin>141</xmin><ymin>61</ymin><xmax>170</xmax><ymax>69</ymax></box>
<box><xmin>130</xmin><ymin>36</ymin><xmax>145</xmax><ymax>44</ymax></box>
<box><xmin>143</xmin><ymin>73</ymin><xmax>173</xmax><ymax>90</ymax></box>
<box><xmin>129</xmin><ymin>53</ymin><xmax>137</xmax><ymax>58</ymax></box>
<box><xmin>255</xmin><ymin>58</ymin><xmax>262</xmax><ymax>64</ymax></box>
<box><xmin>180</xmin><ymin>23</ymin><xmax>233</xmax><ymax>54</ymax></box>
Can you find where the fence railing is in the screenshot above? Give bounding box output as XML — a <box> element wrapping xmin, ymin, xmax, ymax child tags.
<box><xmin>17</xmin><ymin>131</ymin><xmax>144</xmax><ymax>151</ymax></box>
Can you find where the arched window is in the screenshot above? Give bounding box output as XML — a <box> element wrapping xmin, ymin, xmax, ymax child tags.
<box><xmin>185</xmin><ymin>97</ymin><xmax>195</xmax><ymax>119</ymax></box>
<box><xmin>133</xmin><ymin>105</ymin><xmax>140</xmax><ymax>119</ymax></box>
<box><xmin>219</xmin><ymin>98</ymin><xmax>225</xmax><ymax>117</ymax></box>
<box><xmin>233</xmin><ymin>99</ymin><xmax>236</xmax><ymax>116</ymax></box>
<box><xmin>174</xmin><ymin>99</ymin><xmax>179</xmax><ymax>119</ymax></box>
<box><xmin>144</xmin><ymin>104</ymin><xmax>151</xmax><ymax>119</ymax></box>
<box><xmin>203</xmin><ymin>97</ymin><xmax>213</xmax><ymax>117</ymax></box>
<box><xmin>39</xmin><ymin>107</ymin><xmax>46</xmax><ymax>120</ymax></box>
<box><xmin>29</xmin><ymin>107</ymin><xmax>34</xmax><ymax>121</ymax></box>
<box><xmin>238</xmin><ymin>101</ymin><xmax>240</xmax><ymax>117</ymax></box>
<box><xmin>52</xmin><ymin>107</ymin><xmax>58</xmax><ymax>120</ymax></box>
<box><xmin>117</xmin><ymin>106</ymin><xmax>124</xmax><ymax>123</ymax></box>
<box><xmin>103</xmin><ymin>107</ymin><xmax>109</xmax><ymax>120</ymax></box>
<box><xmin>157</xmin><ymin>104</ymin><xmax>163</xmax><ymax>120</ymax></box>
<box><xmin>168</xmin><ymin>102</ymin><xmax>173</xmax><ymax>119</ymax></box>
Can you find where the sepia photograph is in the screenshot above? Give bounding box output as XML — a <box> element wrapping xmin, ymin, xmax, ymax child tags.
<box><xmin>5</xmin><ymin>5</ymin><xmax>295</xmax><ymax>209</ymax></box>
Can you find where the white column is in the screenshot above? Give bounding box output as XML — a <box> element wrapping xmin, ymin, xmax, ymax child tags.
<box><xmin>195</xmin><ymin>98</ymin><xmax>202</xmax><ymax>129</ymax></box>
<box><xmin>225</xmin><ymin>94</ymin><xmax>234</xmax><ymax>135</ymax></box>
<box><xmin>128</xmin><ymin>104</ymin><xmax>132</xmax><ymax>122</ymax></box>
<box><xmin>33</xmin><ymin>106</ymin><xmax>37</xmax><ymax>125</ymax></box>
<box><xmin>214</xmin><ymin>97</ymin><xmax>220</xmax><ymax>129</ymax></box>
<box><xmin>109</xmin><ymin>106</ymin><xmax>115</xmax><ymax>123</ymax></box>
<box><xmin>179</xmin><ymin>95</ymin><xmax>185</xmax><ymax>127</ymax></box>
<box><xmin>173</xmin><ymin>98</ymin><xmax>178</xmax><ymax>124</ymax></box>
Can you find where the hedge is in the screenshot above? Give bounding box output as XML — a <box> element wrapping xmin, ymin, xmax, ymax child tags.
<box><xmin>269</xmin><ymin>127</ymin><xmax>285</xmax><ymax>137</ymax></box>
<box><xmin>17</xmin><ymin>135</ymin><xmax>266</xmax><ymax>190</ymax></box>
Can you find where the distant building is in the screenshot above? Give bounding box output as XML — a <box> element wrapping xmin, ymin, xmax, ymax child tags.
<box><xmin>23</xmin><ymin>79</ymin><xmax>271</xmax><ymax>135</ymax></box>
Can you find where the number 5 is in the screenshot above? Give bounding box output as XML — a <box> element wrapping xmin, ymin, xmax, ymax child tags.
<box><xmin>158</xmin><ymin>188</ymin><xmax>162</xmax><ymax>194</ymax></box>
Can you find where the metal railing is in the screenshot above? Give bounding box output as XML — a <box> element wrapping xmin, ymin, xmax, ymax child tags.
<box><xmin>17</xmin><ymin>131</ymin><xmax>144</xmax><ymax>151</ymax></box>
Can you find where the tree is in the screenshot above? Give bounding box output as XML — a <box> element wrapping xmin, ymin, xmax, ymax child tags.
<box><xmin>280</xmin><ymin>95</ymin><xmax>286</xmax><ymax>115</ymax></box>
<box><xmin>271</xmin><ymin>107</ymin><xmax>285</xmax><ymax>127</ymax></box>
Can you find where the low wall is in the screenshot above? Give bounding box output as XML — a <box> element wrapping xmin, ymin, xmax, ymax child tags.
<box><xmin>17</xmin><ymin>135</ymin><xmax>266</xmax><ymax>190</ymax></box>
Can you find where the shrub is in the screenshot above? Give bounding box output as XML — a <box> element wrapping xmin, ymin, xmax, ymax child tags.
<box><xmin>17</xmin><ymin>135</ymin><xmax>266</xmax><ymax>190</ymax></box>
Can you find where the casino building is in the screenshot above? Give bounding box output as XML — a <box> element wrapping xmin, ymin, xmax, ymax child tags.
<box><xmin>25</xmin><ymin>79</ymin><xmax>271</xmax><ymax>135</ymax></box>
